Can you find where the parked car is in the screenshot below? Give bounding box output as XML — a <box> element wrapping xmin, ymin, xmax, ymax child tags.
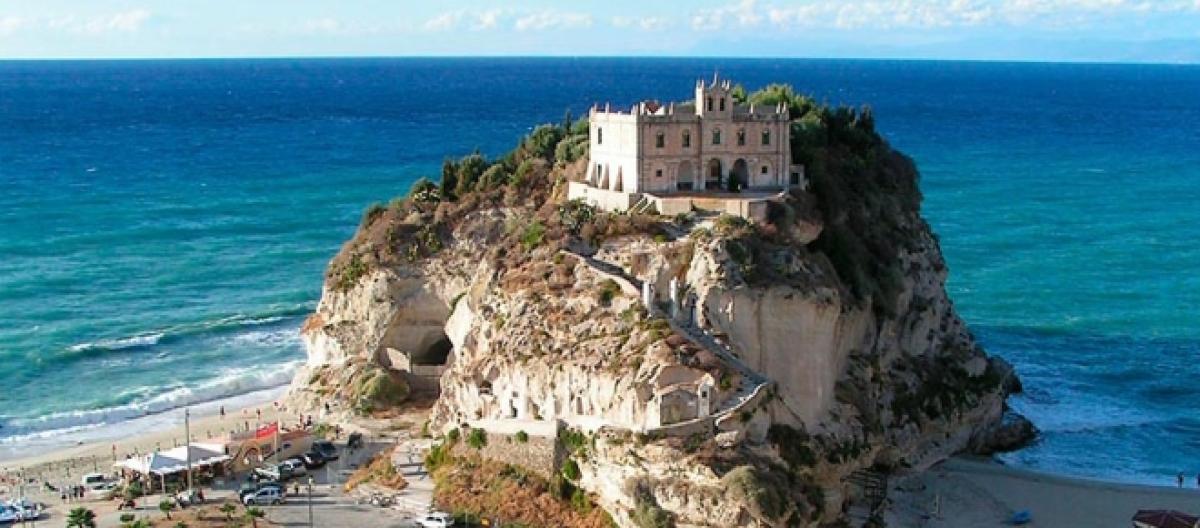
<box><xmin>301</xmin><ymin>450</ymin><xmax>326</xmax><ymax>469</ymax></box>
<box><xmin>0</xmin><ymin>504</ymin><xmax>19</xmax><ymax>524</ymax></box>
<box><xmin>81</xmin><ymin>472</ymin><xmax>111</xmax><ymax>489</ymax></box>
<box><xmin>311</xmin><ymin>440</ymin><xmax>338</xmax><ymax>460</ymax></box>
<box><xmin>242</xmin><ymin>487</ymin><xmax>284</xmax><ymax>506</ymax></box>
<box><xmin>251</xmin><ymin>465</ymin><xmax>282</xmax><ymax>482</ymax></box>
<box><xmin>281</xmin><ymin>458</ymin><xmax>307</xmax><ymax>476</ymax></box>
<box><xmin>238</xmin><ymin>482</ymin><xmax>282</xmax><ymax>501</ymax></box>
<box><xmin>416</xmin><ymin>511</ymin><xmax>455</xmax><ymax>528</ymax></box>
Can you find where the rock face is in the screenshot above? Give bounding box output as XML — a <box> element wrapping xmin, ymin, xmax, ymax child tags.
<box><xmin>287</xmin><ymin>115</ymin><xmax>1028</xmax><ymax>527</ymax></box>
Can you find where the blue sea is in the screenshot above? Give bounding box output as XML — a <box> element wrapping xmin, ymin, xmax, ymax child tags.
<box><xmin>1</xmin><ymin>58</ymin><xmax>1198</xmax><ymax>484</ymax></box>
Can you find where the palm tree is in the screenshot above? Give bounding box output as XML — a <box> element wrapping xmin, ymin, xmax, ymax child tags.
<box><xmin>220</xmin><ymin>502</ymin><xmax>237</xmax><ymax>520</ymax></box>
<box><xmin>158</xmin><ymin>498</ymin><xmax>175</xmax><ymax>520</ymax></box>
<box><xmin>244</xmin><ymin>506</ymin><xmax>265</xmax><ymax>528</ymax></box>
<box><xmin>66</xmin><ymin>507</ymin><xmax>97</xmax><ymax>528</ymax></box>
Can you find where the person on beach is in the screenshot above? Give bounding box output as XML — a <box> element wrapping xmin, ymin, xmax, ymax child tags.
<box><xmin>1178</xmin><ymin>473</ymin><xmax>1185</xmax><ymax>488</ymax></box>
<box><xmin>219</xmin><ymin>405</ymin><xmax>225</xmax><ymax>419</ymax></box>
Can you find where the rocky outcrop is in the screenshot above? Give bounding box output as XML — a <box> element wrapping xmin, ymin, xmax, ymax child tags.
<box><xmin>288</xmin><ymin>105</ymin><xmax>1028</xmax><ymax>527</ymax></box>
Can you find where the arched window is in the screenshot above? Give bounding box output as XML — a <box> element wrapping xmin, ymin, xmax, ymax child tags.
<box><xmin>736</xmin><ymin>129</ymin><xmax>746</xmax><ymax>146</ymax></box>
<box><xmin>712</xmin><ymin>129</ymin><xmax>721</xmax><ymax>145</ymax></box>
<box><xmin>682</xmin><ymin>130</ymin><xmax>691</xmax><ymax>148</ymax></box>
<box><xmin>655</xmin><ymin>131</ymin><xmax>665</xmax><ymax>149</ymax></box>
<box><xmin>762</xmin><ymin>129</ymin><xmax>770</xmax><ymax>146</ymax></box>
<box><xmin>597</xmin><ymin>127</ymin><xmax>603</xmax><ymax>145</ymax></box>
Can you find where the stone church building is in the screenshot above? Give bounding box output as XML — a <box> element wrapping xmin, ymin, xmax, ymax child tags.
<box><xmin>568</xmin><ymin>75</ymin><xmax>804</xmax><ymax>216</ymax></box>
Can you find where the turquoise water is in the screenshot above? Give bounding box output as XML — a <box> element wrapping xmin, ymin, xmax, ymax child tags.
<box><xmin>1</xmin><ymin>59</ymin><xmax>1198</xmax><ymax>484</ymax></box>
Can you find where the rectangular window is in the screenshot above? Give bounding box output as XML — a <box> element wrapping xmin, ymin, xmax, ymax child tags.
<box><xmin>706</xmin><ymin>97</ymin><xmax>713</xmax><ymax>111</ymax></box>
<box><xmin>712</xmin><ymin>130</ymin><xmax>721</xmax><ymax>145</ymax></box>
<box><xmin>656</xmin><ymin>169</ymin><xmax>663</xmax><ymax>178</ymax></box>
<box><xmin>737</xmin><ymin>130</ymin><xmax>745</xmax><ymax>146</ymax></box>
<box><xmin>719</xmin><ymin>98</ymin><xmax>726</xmax><ymax>111</ymax></box>
<box><xmin>682</xmin><ymin>131</ymin><xmax>691</xmax><ymax>148</ymax></box>
<box><xmin>597</xmin><ymin>127</ymin><xmax>603</xmax><ymax>145</ymax></box>
<box><xmin>761</xmin><ymin>166</ymin><xmax>768</xmax><ymax>174</ymax></box>
<box><xmin>655</xmin><ymin>133</ymin><xmax>664</xmax><ymax>148</ymax></box>
<box><xmin>762</xmin><ymin>130</ymin><xmax>770</xmax><ymax>146</ymax></box>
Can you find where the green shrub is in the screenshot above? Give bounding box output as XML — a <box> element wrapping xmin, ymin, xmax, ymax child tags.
<box><xmin>158</xmin><ymin>499</ymin><xmax>175</xmax><ymax>520</ymax></box>
<box><xmin>361</xmin><ymin>202</ymin><xmax>386</xmax><ymax>229</ymax></box>
<box><xmin>560</xmin><ymin>428</ymin><xmax>589</xmax><ymax>454</ymax></box>
<box><xmin>446</xmin><ymin>428</ymin><xmax>461</xmax><ymax>443</ymax></box>
<box><xmin>557</xmin><ymin>199</ymin><xmax>596</xmax><ymax>234</ymax></box>
<box><xmin>66</xmin><ymin>507</ymin><xmax>97</xmax><ymax>528</ymax></box>
<box><xmin>424</xmin><ymin>442</ymin><xmax>451</xmax><ymax>472</ymax></box>
<box><xmin>595</xmin><ymin>279</ymin><xmax>620</xmax><ymax>307</ymax></box>
<box><xmin>454</xmin><ymin>153</ymin><xmax>489</xmax><ymax>198</ymax></box>
<box><xmin>335</xmin><ymin>253</ymin><xmax>369</xmax><ymax>291</ymax></box>
<box><xmin>631</xmin><ymin>491</ymin><xmax>674</xmax><ymax>528</ymax></box>
<box><xmin>515</xmin><ymin>430</ymin><xmax>529</xmax><ymax>443</ymax></box>
<box><xmin>722</xmin><ymin>466</ymin><xmax>790</xmax><ymax>522</ymax></box>
<box><xmin>407</xmin><ymin>177</ymin><xmax>441</xmax><ymax>203</ymax></box>
<box><xmin>524</xmin><ymin>124</ymin><xmax>565</xmax><ymax>161</ymax></box>
<box><xmin>520</xmin><ymin>220</ymin><xmax>546</xmax><ymax>251</ymax></box>
<box><xmin>570</xmin><ymin>487</ymin><xmax>592</xmax><ymax>514</ymax></box>
<box><xmin>467</xmin><ymin>428</ymin><xmax>488</xmax><ymax>449</ymax></box>
<box><xmin>549</xmin><ymin>473</ymin><xmax>573</xmax><ymax>500</ymax></box>
<box><xmin>768</xmin><ymin>424</ymin><xmax>816</xmax><ymax>469</ymax></box>
<box><xmin>477</xmin><ymin>164</ymin><xmax>509</xmax><ymax>191</ymax></box>
<box><xmin>561</xmin><ymin>459</ymin><xmax>581</xmax><ymax>481</ymax></box>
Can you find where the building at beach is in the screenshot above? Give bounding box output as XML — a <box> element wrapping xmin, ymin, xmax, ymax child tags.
<box><xmin>568</xmin><ymin>75</ymin><xmax>804</xmax><ymax>218</ymax></box>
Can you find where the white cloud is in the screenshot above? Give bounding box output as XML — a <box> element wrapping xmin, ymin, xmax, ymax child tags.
<box><xmin>302</xmin><ymin>18</ymin><xmax>343</xmax><ymax>34</ymax></box>
<box><xmin>473</xmin><ymin>9</ymin><xmax>503</xmax><ymax>30</ymax></box>
<box><xmin>47</xmin><ymin>9</ymin><xmax>152</xmax><ymax>35</ymax></box>
<box><xmin>423</xmin><ymin>11</ymin><xmax>463</xmax><ymax>31</ymax></box>
<box><xmin>87</xmin><ymin>9</ymin><xmax>151</xmax><ymax>34</ymax></box>
<box><xmin>758</xmin><ymin>0</ymin><xmax>1200</xmax><ymax>30</ymax></box>
<box><xmin>0</xmin><ymin>15</ymin><xmax>25</xmax><ymax>35</ymax></box>
<box><xmin>514</xmin><ymin>10</ymin><xmax>593</xmax><ymax>31</ymax></box>
<box><xmin>424</xmin><ymin>9</ymin><xmax>508</xmax><ymax>31</ymax></box>
<box><xmin>612</xmin><ymin>15</ymin><xmax>671</xmax><ymax>31</ymax></box>
<box><xmin>692</xmin><ymin>0</ymin><xmax>763</xmax><ymax>31</ymax></box>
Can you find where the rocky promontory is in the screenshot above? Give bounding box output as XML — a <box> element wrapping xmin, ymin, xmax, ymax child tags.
<box><xmin>287</xmin><ymin>85</ymin><xmax>1030</xmax><ymax>527</ymax></box>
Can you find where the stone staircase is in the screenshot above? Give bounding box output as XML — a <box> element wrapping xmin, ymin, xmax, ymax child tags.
<box><xmin>626</xmin><ymin>195</ymin><xmax>657</xmax><ymax>215</ymax></box>
<box><xmin>562</xmin><ymin>249</ymin><xmax>773</xmax><ymax>428</ymax></box>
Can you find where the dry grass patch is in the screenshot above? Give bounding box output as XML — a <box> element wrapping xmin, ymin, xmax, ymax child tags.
<box><xmin>344</xmin><ymin>451</ymin><xmax>408</xmax><ymax>492</ymax></box>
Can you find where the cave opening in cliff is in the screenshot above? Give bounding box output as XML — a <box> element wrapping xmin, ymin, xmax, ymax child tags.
<box><xmin>411</xmin><ymin>332</ymin><xmax>452</xmax><ymax>365</ymax></box>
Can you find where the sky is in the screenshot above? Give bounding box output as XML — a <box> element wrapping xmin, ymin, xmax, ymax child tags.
<box><xmin>1</xmin><ymin>0</ymin><xmax>1199</xmax><ymax>63</ymax></box>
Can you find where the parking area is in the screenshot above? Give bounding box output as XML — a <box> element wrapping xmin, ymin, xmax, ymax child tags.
<box><xmin>86</xmin><ymin>438</ymin><xmax>436</xmax><ymax>527</ymax></box>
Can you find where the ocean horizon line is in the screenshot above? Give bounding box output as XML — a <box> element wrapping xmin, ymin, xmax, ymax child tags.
<box><xmin>2</xmin><ymin>54</ymin><xmax>1199</xmax><ymax>67</ymax></box>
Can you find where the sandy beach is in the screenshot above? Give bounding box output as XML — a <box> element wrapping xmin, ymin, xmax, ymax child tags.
<box><xmin>888</xmin><ymin>456</ymin><xmax>1200</xmax><ymax>527</ymax></box>
<box><xmin>0</xmin><ymin>398</ymin><xmax>311</xmax><ymax>520</ymax></box>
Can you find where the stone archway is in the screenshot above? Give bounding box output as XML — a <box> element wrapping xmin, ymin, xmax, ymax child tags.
<box><xmin>706</xmin><ymin>158</ymin><xmax>722</xmax><ymax>190</ymax></box>
<box><xmin>677</xmin><ymin>160</ymin><xmax>695</xmax><ymax>191</ymax></box>
<box><xmin>731</xmin><ymin>159</ymin><xmax>749</xmax><ymax>191</ymax></box>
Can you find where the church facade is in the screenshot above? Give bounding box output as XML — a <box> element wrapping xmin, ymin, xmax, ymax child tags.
<box><xmin>569</xmin><ymin>75</ymin><xmax>803</xmax><ymax>214</ymax></box>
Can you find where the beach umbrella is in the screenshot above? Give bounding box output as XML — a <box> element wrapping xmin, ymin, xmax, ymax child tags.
<box><xmin>1133</xmin><ymin>509</ymin><xmax>1200</xmax><ymax>528</ymax></box>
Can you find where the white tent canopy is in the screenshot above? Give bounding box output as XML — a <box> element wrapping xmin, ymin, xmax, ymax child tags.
<box><xmin>114</xmin><ymin>442</ymin><xmax>230</xmax><ymax>476</ymax></box>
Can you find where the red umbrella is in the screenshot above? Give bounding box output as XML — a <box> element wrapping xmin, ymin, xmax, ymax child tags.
<box><xmin>1133</xmin><ymin>510</ymin><xmax>1200</xmax><ymax>528</ymax></box>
